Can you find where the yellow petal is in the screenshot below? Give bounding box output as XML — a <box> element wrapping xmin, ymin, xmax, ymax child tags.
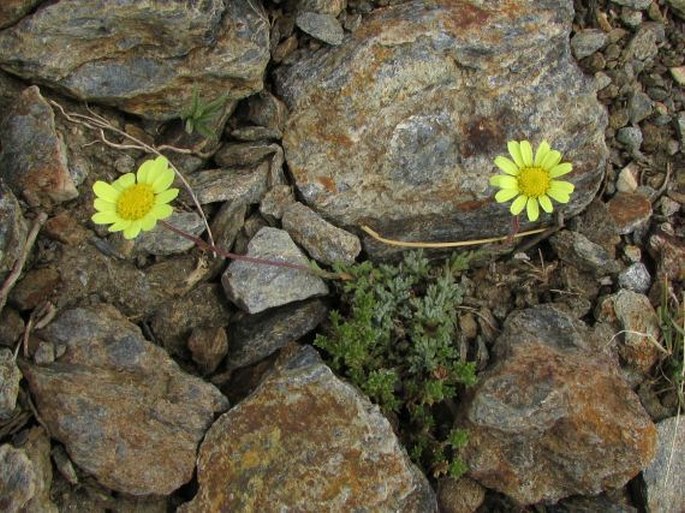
<box><xmin>155</xmin><ymin>188</ymin><xmax>179</xmax><ymax>205</ymax></box>
<box><xmin>526</xmin><ymin>197</ymin><xmax>539</xmax><ymax>222</ymax></box>
<box><xmin>510</xmin><ymin>194</ymin><xmax>527</xmax><ymax>215</ymax></box>
<box><xmin>150</xmin><ymin>203</ymin><xmax>173</xmax><ymax>220</ymax></box>
<box><xmin>539</xmin><ymin>195</ymin><xmax>554</xmax><ymax>213</ymax></box>
<box><xmin>549</xmin><ymin>180</ymin><xmax>575</xmax><ymax>194</ymax></box>
<box><xmin>534</xmin><ymin>140</ymin><xmax>551</xmax><ymax>166</ymax></box>
<box><xmin>549</xmin><ymin>162</ymin><xmax>573</xmax><ymax>178</ymax></box>
<box><xmin>93</xmin><ymin>181</ymin><xmax>120</xmax><ymax>202</ymax></box>
<box><xmin>520</xmin><ymin>140</ymin><xmax>534</xmax><ymax>167</ymax></box>
<box><xmin>151</xmin><ymin>167</ymin><xmax>176</xmax><ymax>194</ymax></box>
<box><xmin>492</xmin><ymin>175</ymin><xmax>518</xmax><ymax>190</ymax></box>
<box><xmin>112</xmin><ymin>173</ymin><xmax>135</xmax><ymax>191</ymax></box>
<box><xmin>91</xmin><ymin>211</ymin><xmax>119</xmax><ymax>225</ymax></box>
<box><xmin>495</xmin><ymin>188</ymin><xmax>519</xmax><ymax>202</ymax></box>
<box><xmin>547</xmin><ymin>187</ymin><xmax>571</xmax><ymax>203</ymax></box>
<box><xmin>507</xmin><ymin>141</ymin><xmax>524</xmax><ymax>168</ymax></box>
<box><xmin>123</xmin><ymin>220</ymin><xmax>142</xmax><ymax>239</ymax></box>
<box><xmin>140</xmin><ymin>214</ymin><xmax>158</xmax><ymax>231</ymax></box>
<box><xmin>137</xmin><ymin>159</ymin><xmax>156</xmax><ymax>184</ymax></box>
<box><xmin>541</xmin><ymin>149</ymin><xmax>562</xmax><ymax>170</ymax></box>
<box><xmin>94</xmin><ymin>198</ymin><xmax>116</xmax><ymax>212</ymax></box>
<box><xmin>108</xmin><ymin>220</ymin><xmax>129</xmax><ymax>232</ymax></box>
<box><xmin>494</xmin><ymin>156</ymin><xmax>520</xmax><ymax>176</ymax></box>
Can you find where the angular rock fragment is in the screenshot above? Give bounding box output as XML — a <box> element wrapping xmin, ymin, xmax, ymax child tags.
<box><xmin>282</xmin><ymin>202</ymin><xmax>361</xmax><ymax>265</ymax></box>
<box><xmin>0</xmin><ymin>1</ymin><xmax>270</xmax><ymax>119</ymax></box>
<box><xmin>179</xmin><ymin>346</ymin><xmax>437</xmax><ymax>512</ymax></box>
<box><xmin>595</xmin><ymin>290</ymin><xmax>661</xmax><ymax>375</ymax></box>
<box><xmin>20</xmin><ymin>304</ymin><xmax>229</xmax><ymax>495</ymax></box>
<box><xmin>222</xmin><ymin>227</ymin><xmax>329</xmax><ymax>314</ymax></box>
<box><xmin>462</xmin><ymin>305</ymin><xmax>656</xmax><ymax>505</ymax></box>
<box><xmin>0</xmin><ymin>348</ymin><xmax>21</xmax><ymax>419</ymax></box>
<box><xmin>0</xmin><ymin>444</ymin><xmax>35</xmax><ymax>512</ymax></box>
<box><xmin>226</xmin><ymin>298</ymin><xmax>328</xmax><ymax>371</ymax></box>
<box><xmin>135</xmin><ymin>211</ymin><xmax>205</xmax><ymax>256</ymax></box>
<box><xmin>550</xmin><ymin>230</ymin><xmax>622</xmax><ymax>277</ymax></box>
<box><xmin>275</xmin><ymin>0</ymin><xmax>607</xmax><ymax>256</ymax></box>
<box><xmin>0</xmin><ymin>86</ymin><xmax>78</xmax><ymax>207</ymax></box>
<box><xmin>641</xmin><ymin>416</ymin><xmax>685</xmax><ymax>513</ymax></box>
<box><xmin>0</xmin><ymin>182</ymin><xmax>27</xmax><ymax>280</ymax></box>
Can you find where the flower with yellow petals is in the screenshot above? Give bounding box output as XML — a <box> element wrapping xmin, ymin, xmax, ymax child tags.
<box><xmin>489</xmin><ymin>140</ymin><xmax>575</xmax><ymax>222</ymax></box>
<box><xmin>91</xmin><ymin>156</ymin><xmax>179</xmax><ymax>239</ymax></box>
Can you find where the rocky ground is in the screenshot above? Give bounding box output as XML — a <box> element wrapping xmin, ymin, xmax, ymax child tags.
<box><xmin>0</xmin><ymin>0</ymin><xmax>684</xmax><ymax>512</ymax></box>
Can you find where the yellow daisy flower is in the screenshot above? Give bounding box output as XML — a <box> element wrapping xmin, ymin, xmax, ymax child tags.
<box><xmin>91</xmin><ymin>156</ymin><xmax>179</xmax><ymax>239</ymax></box>
<box><xmin>489</xmin><ymin>140</ymin><xmax>575</xmax><ymax>222</ymax></box>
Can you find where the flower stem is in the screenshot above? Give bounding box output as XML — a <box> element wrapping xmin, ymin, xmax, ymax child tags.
<box><xmin>159</xmin><ymin>220</ymin><xmax>342</xmax><ymax>280</ymax></box>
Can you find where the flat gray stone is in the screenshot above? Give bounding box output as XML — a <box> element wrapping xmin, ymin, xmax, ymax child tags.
<box><xmin>0</xmin><ymin>444</ymin><xmax>35</xmax><ymax>512</ymax></box>
<box><xmin>184</xmin><ymin>162</ymin><xmax>272</xmax><ymax>205</ymax></box>
<box><xmin>0</xmin><ymin>1</ymin><xmax>270</xmax><ymax>119</ymax></box>
<box><xmin>282</xmin><ymin>202</ymin><xmax>361</xmax><ymax>265</ymax></box>
<box><xmin>571</xmin><ymin>29</ymin><xmax>608</xmax><ymax>59</ymax></box>
<box><xmin>135</xmin><ymin>211</ymin><xmax>205</xmax><ymax>256</ymax></box>
<box><xmin>226</xmin><ymin>298</ymin><xmax>328</xmax><ymax>371</ymax></box>
<box><xmin>550</xmin><ymin>230</ymin><xmax>622</xmax><ymax>277</ymax></box>
<box><xmin>275</xmin><ymin>0</ymin><xmax>607</xmax><ymax>257</ymax></box>
<box><xmin>296</xmin><ymin>12</ymin><xmax>345</xmax><ymax>45</ymax></box>
<box><xmin>222</xmin><ymin>227</ymin><xmax>329</xmax><ymax>314</ymax></box>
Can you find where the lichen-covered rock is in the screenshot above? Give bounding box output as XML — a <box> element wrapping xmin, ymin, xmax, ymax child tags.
<box><xmin>20</xmin><ymin>304</ymin><xmax>229</xmax><ymax>495</ymax></box>
<box><xmin>0</xmin><ymin>348</ymin><xmax>21</xmax><ymax>419</ymax></box>
<box><xmin>0</xmin><ymin>444</ymin><xmax>35</xmax><ymax>513</ymax></box>
<box><xmin>0</xmin><ymin>0</ymin><xmax>270</xmax><ymax>119</ymax></box>
<box><xmin>462</xmin><ymin>305</ymin><xmax>656</xmax><ymax>505</ymax></box>
<box><xmin>274</xmin><ymin>0</ymin><xmax>607</xmax><ymax>257</ymax></box>
<box><xmin>0</xmin><ymin>0</ymin><xmax>41</xmax><ymax>29</ymax></box>
<box><xmin>0</xmin><ymin>86</ymin><xmax>78</xmax><ymax>207</ymax></box>
<box><xmin>179</xmin><ymin>346</ymin><xmax>437</xmax><ymax>512</ymax></box>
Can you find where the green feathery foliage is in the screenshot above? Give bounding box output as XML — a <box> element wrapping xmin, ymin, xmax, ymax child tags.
<box><xmin>315</xmin><ymin>250</ymin><xmax>477</xmax><ymax>479</ymax></box>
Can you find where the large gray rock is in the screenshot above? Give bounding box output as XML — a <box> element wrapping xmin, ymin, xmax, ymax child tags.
<box><xmin>20</xmin><ymin>304</ymin><xmax>229</xmax><ymax>495</ymax></box>
<box><xmin>0</xmin><ymin>0</ymin><xmax>270</xmax><ymax>119</ymax></box>
<box><xmin>462</xmin><ymin>305</ymin><xmax>656</xmax><ymax>505</ymax></box>
<box><xmin>179</xmin><ymin>346</ymin><xmax>437</xmax><ymax>512</ymax></box>
<box><xmin>274</xmin><ymin>0</ymin><xmax>607</xmax><ymax>257</ymax></box>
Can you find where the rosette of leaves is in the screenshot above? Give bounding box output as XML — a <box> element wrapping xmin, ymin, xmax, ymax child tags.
<box><xmin>180</xmin><ymin>87</ymin><xmax>229</xmax><ymax>139</ymax></box>
<box><xmin>315</xmin><ymin>250</ymin><xmax>477</xmax><ymax>479</ymax></box>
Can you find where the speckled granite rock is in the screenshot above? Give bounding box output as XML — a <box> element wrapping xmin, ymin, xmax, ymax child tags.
<box><xmin>0</xmin><ymin>0</ymin><xmax>270</xmax><ymax>119</ymax></box>
<box><xmin>20</xmin><ymin>304</ymin><xmax>229</xmax><ymax>495</ymax></box>
<box><xmin>274</xmin><ymin>0</ymin><xmax>607</xmax><ymax>257</ymax></box>
<box><xmin>179</xmin><ymin>345</ymin><xmax>437</xmax><ymax>512</ymax></box>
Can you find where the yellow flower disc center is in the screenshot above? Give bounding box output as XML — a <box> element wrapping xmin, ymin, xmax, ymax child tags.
<box><xmin>116</xmin><ymin>183</ymin><xmax>155</xmax><ymax>220</ymax></box>
<box><xmin>517</xmin><ymin>167</ymin><xmax>550</xmax><ymax>198</ymax></box>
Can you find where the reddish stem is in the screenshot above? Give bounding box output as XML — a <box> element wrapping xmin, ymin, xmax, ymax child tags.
<box><xmin>159</xmin><ymin>219</ymin><xmax>332</xmax><ymax>276</ymax></box>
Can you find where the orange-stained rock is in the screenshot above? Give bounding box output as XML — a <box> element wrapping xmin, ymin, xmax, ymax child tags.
<box><xmin>20</xmin><ymin>304</ymin><xmax>229</xmax><ymax>496</ymax></box>
<box><xmin>607</xmin><ymin>192</ymin><xmax>653</xmax><ymax>235</ymax></box>
<box><xmin>0</xmin><ymin>86</ymin><xmax>78</xmax><ymax>208</ymax></box>
<box><xmin>180</xmin><ymin>346</ymin><xmax>437</xmax><ymax>512</ymax></box>
<box><xmin>462</xmin><ymin>305</ymin><xmax>656</xmax><ymax>505</ymax></box>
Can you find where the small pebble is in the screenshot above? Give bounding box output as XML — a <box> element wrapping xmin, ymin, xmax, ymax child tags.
<box><xmin>620</xmin><ymin>9</ymin><xmax>643</xmax><ymax>29</ymax></box>
<box><xmin>616</xmin><ymin>127</ymin><xmax>643</xmax><ymax>153</ymax></box>
<box><xmin>618</xmin><ymin>262</ymin><xmax>651</xmax><ymax>294</ymax></box>
<box><xmin>628</xmin><ymin>91</ymin><xmax>653</xmax><ymax>124</ymax></box>
<box><xmin>571</xmin><ymin>29</ymin><xmax>608</xmax><ymax>59</ymax></box>
<box><xmin>616</xmin><ymin>163</ymin><xmax>639</xmax><ymax>193</ymax></box>
<box><xmin>623</xmin><ymin>245</ymin><xmax>642</xmax><ymax>263</ymax></box>
<box><xmin>659</xmin><ymin>196</ymin><xmax>681</xmax><ymax>217</ymax></box>
<box><xmin>669</xmin><ymin>66</ymin><xmax>685</xmax><ymax>86</ymax></box>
